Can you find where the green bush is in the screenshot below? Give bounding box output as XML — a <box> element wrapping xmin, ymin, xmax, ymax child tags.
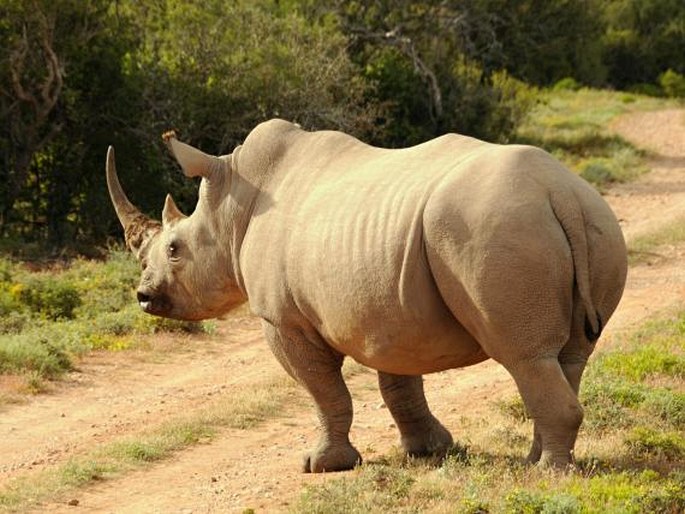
<box><xmin>659</xmin><ymin>69</ymin><xmax>685</xmax><ymax>98</ymax></box>
<box><xmin>0</xmin><ymin>334</ymin><xmax>73</xmax><ymax>378</ymax></box>
<box><xmin>553</xmin><ymin>78</ymin><xmax>581</xmax><ymax>91</ymax></box>
<box><xmin>0</xmin><ymin>311</ymin><xmax>31</xmax><ymax>334</ymax></box>
<box><xmin>14</xmin><ymin>276</ymin><xmax>82</xmax><ymax>320</ymax></box>
<box><xmin>580</xmin><ymin>161</ymin><xmax>614</xmax><ymax>186</ymax></box>
<box><xmin>0</xmin><ymin>289</ymin><xmax>23</xmax><ymax>318</ymax></box>
<box><xmin>627</xmin><ymin>83</ymin><xmax>664</xmax><ymax>97</ymax></box>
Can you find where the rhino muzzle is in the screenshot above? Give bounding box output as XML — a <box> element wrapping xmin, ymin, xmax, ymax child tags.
<box><xmin>136</xmin><ymin>288</ymin><xmax>171</xmax><ymax>316</ymax></box>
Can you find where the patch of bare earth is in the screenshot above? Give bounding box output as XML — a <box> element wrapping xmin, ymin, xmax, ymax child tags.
<box><xmin>1</xmin><ymin>109</ymin><xmax>684</xmax><ymax>513</ymax></box>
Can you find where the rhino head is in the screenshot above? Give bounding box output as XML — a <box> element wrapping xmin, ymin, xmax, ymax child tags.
<box><xmin>106</xmin><ymin>133</ymin><xmax>245</xmax><ymax>321</ymax></box>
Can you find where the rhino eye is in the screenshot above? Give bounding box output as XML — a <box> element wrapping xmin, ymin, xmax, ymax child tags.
<box><xmin>167</xmin><ymin>241</ymin><xmax>180</xmax><ymax>259</ymax></box>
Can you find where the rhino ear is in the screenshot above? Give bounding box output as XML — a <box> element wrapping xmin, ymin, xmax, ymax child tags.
<box><xmin>162</xmin><ymin>194</ymin><xmax>186</xmax><ymax>227</ymax></box>
<box><xmin>162</xmin><ymin>131</ymin><xmax>221</xmax><ymax>179</ymax></box>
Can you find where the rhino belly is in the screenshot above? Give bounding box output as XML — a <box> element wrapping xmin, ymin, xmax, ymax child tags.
<box><xmin>340</xmin><ymin>318</ymin><xmax>487</xmax><ymax>375</ymax></box>
<box><xmin>304</xmin><ymin>276</ymin><xmax>488</xmax><ymax>375</ymax></box>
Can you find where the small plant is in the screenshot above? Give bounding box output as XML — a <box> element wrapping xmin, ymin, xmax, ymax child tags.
<box><xmin>497</xmin><ymin>395</ymin><xmax>528</xmax><ymax>422</ymax></box>
<box><xmin>580</xmin><ymin>161</ymin><xmax>614</xmax><ymax>186</ymax></box>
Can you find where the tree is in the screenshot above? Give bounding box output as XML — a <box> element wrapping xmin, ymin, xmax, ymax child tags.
<box><xmin>601</xmin><ymin>0</ymin><xmax>685</xmax><ymax>88</ymax></box>
<box><xmin>328</xmin><ymin>0</ymin><xmax>536</xmax><ymax>146</ymax></box>
<box><xmin>0</xmin><ymin>0</ymin><xmax>145</xmax><ymax>246</ymax></box>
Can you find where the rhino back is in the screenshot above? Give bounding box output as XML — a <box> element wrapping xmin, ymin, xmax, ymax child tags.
<box><xmin>240</xmin><ymin>129</ymin><xmax>490</xmax><ymax>374</ymax></box>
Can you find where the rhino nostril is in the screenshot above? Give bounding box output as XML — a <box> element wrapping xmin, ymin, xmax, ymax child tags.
<box><xmin>137</xmin><ymin>291</ymin><xmax>152</xmax><ymax>303</ymax></box>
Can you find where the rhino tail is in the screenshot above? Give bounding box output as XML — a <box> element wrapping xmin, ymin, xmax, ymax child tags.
<box><xmin>550</xmin><ymin>188</ymin><xmax>602</xmax><ymax>341</ymax></box>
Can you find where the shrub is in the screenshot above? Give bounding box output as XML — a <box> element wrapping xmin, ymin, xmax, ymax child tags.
<box><xmin>553</xmin><ymin>78</ymin><xmax>581</xmax><ymax>92</ymax></box>
<box><xmin>0</xmin><ymin>334</ymin><xmax>73</xmax><ymax>378</ymax></box>
<box><xmin>14</xmin><ymin>276</ymin><xmax>82</xmax><ymax>320</ymax></box>
<box><xmin>0</xmin><ymin>311</ymin><xmax>31</xmax><ymax>334</ymax></box>
<box><xmin>659</xmin><ymin>69</ymin><xmax>685</xmax><ymax>98</ymax></box>
<box><xmin>580</xmin><ymin>161</ymin><xmax>614</xmax><ymax>186</ymax></box>
<box><xmin>627</xmin><ymin>83</ymin><xmax>664</xmax><ymax>97</ymax></box>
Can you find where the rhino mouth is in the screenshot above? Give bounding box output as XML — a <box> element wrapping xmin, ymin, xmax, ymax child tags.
<box><xmin>137</xmin><ymin>291</ymin><xmax>171</xmax><ymax>317</ymax></box>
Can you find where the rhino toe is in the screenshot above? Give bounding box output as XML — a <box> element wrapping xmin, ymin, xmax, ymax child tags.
<box><xmin>402</xmin><ymin>419</ymin><xmax>454</xmax><ymax>458</ymax></box>
<box><xmin>302</xmin><ymin>444</ymin><xmax>362</xmax><ymax>473</ymax></box>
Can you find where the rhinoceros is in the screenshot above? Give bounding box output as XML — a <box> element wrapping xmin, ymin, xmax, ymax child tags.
<box><xmin>106</xmin><ymin>119</ymin><xmax>627</xmax><ymax>470</ymax></box>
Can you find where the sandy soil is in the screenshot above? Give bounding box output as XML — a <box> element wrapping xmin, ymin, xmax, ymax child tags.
<box><xmin>1</xmin><ymin>109</ymin><xmax>683</xmax><ymax>513</ymax></box>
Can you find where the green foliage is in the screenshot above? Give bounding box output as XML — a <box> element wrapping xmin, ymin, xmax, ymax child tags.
<box><xmin>13</xmin><ymin>276</ymin><xmax>82</xmax><ymax>320</ymax></box>
<box><xmin>659</xmin><ymin>69</ymin><xmax>685</xmax><ymax>98</ymax></box>
<box><xmin>504</xmin><ymin>489</ymin><xmax>582</xmax><ymax>514</ymax></box>
<box><xmin>553</xmin><ymin>78</ymin><xmax>581</xmax><ymax>92</ymax></box>
<box><xmin>0</xmin><ymin>334</ymin><xmax>73</xmax><ymax>378</ymax></box>
<box><xmin>0</xmin><ymin>250</ymin><xmax>210</xmax><ymax>381</ymax></box>
<box><xmin>601</xmin><ymin>0</ymin><xmax>685</xmax><ymax>90</ymax></box>
<box><xmin>2</xmin><ymin>0</ymin><xmax>682</xmax><ymax>249</ymax></box>
<box><xmin>626</xmin><ymin>428</ymin><xmax>685</xmax><ymax>461</ymax></box>
<box><xmin>600</xmin><ymin>347</ymin><xmax>685</xmax><ymax>381</ymax></box>
<box><xmin>515</xmin><ymin>89</ymin><xmax>655</xmax><ymax>187</ymax></box>
<box><xmin>582</xmin><ymin>311</ymin><xmax>685</xmax><ymax>434</ymax></box>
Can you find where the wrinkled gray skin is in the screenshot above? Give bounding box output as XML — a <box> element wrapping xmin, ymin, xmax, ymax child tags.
<box><xmin>106</xmin><ymin>120</ymin><xmax>627</xmax><ymax>471</ymax></box>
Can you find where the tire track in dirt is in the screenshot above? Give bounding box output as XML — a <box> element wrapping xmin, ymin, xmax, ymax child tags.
<box><xmin>2</xmin><ymin>109</ymin><xmax>684</xmax><ymax>513</ymax></box>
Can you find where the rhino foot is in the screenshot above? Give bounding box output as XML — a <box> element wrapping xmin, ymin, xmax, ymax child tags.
<box><xmin>401</xmin><ymin>419</ymin><xmax>453</xmax><ymax>458</ymax></box>
<box><xmin>302</xmin><ymin>443</ymin><xmax>362</xmax><ymax>473</ymax></box>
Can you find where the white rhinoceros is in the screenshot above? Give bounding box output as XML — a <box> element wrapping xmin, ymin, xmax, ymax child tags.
<box><xmin>106</xmin><ymin>119</ymin><xmax>627</xmax><ymax>470</ymax></box>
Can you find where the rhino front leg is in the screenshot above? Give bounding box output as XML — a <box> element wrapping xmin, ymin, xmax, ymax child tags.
<box><xmin>378</xmin><ymin>372</ymin><xmax>453</xmax><ymax>458</ymax></box>
<box><xmin>261</xmin><ymin>321</ymin><xmax>362</xmax><ymax>473</ymax></box>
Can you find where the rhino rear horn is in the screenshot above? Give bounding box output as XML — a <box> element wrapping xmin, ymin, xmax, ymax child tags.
<box><xmin>162</xmin><ymin>131</ymin><xmax>221</xmax><ymax>179</ymax></box>
<box><xmin>162</xmin><ymin>194</ymin><xmax>186</xmax><ymax>226</ymax></box>
<box><xmin>106</xmin><ymin>146</ymin><xmax>161</xmax><ymax>256</ymax></box>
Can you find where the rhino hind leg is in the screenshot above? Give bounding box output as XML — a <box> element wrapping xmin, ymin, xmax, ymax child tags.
<box><xmin>378</xmin><ymin>372</ymin><xmax>453</xmax><ymax>458</ymax></box>
<box><xmin>261</xmin><ymin>321</ymin><xmax>362</xmax><ymax>473</ymax></box>
<box><xmin>525</xmin><ymin>356</ymin><xmax>588</xmax><ymax>465</ymax></box>
<box><xmin>507</xmin><ymin>357</ymin><xmax>584</xmax><ymax>468</ymax></box>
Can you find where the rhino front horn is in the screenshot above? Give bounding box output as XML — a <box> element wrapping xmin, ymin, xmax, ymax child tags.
<box><xmin>106</xmin><ymin>146</ymin><xmax>160</xmax><ymax>255</ymax></box>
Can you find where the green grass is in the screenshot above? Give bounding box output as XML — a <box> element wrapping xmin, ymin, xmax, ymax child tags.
<box><xmin>0</xmin><ymin>375</ymin><xmax>298</xmax><ymax>511</ymax></box>
<box><xmin>0</xmin><ymin>250</ymin><xmax>213</xmax><ymax>387</ymax></box>
<box><xmin>293</xmin><ymin>309</ymin><xmax>685</xmax><ymax>513</ymax></box>
<box><xmin>515</xmin><ymin>88</ymin><xmax>676</xmax><ymax>187</ymax></box>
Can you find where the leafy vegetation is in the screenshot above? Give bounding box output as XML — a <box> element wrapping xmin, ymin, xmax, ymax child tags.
<box><xmin>1</xmin><ymin>0</ymin><xmax>683</xmax><ymax>250</ymax></box>
<box><xmin>0</xmin><ymin>250</ymin><xmax>211</xmax><ymax>390</ymax></box>
<box><xmin>514</xmin><ymin>88</ymin><xmax>680</xmax><ymax>187</ymax></box>
<box><xmin>294</xmin><ymin>309</ymin><xmax>685</xmax><ymax>512</ymax></box>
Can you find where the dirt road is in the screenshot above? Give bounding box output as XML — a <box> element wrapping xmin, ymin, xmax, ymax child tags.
<box><xmin>1</xmin><ymin>109</ymin><xmax>683</xmax><ymax>513</ymax></box>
